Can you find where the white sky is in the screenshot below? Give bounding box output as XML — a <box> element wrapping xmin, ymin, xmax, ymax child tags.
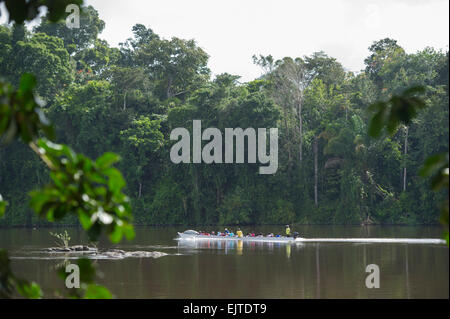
<box><xmin>2</xmin><ymin>0</ymin><xmax>449</xmax><ymax>82</ymax></box>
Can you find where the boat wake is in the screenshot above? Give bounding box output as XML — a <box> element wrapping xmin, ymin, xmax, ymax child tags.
<box><xmin>295</xmin><ymin>238</ymin><xmax>446</xmax><ymax>244</ymax></box>
<box><xmin>176</xmin><ymin>233</ymin><xmax>446</xmax><ymax>245</ymax></box>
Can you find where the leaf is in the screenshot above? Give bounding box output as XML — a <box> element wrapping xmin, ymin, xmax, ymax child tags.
<box><xmin>0</xmin><ymin>194</ymin><xmax>6</xmax><ymax>217</ymax></box>
<box><xmin>122</xmin><ymin>222</ymin><xmax>135</xmax><ymax>241</ymax></box>
<box><xmin>4</xmin><ymin>0</ymin><xmax>27</xmax><ymax>24</ymax></box>
<box><xmin>402</xmin><ymin>85</ymin><xmax>426</xmax><ymax>97</ymax></box>
<box><xmin>419</xmin><ymin>153</ymin><xmax>448</xmax><ymax>177</ymax></box>
<box><xmin>16</xmin><ymin>281</ymin><xmax>42</xmax><ymax>299</ymax></box>
<box><xmin>83</xmin><ymin>284</ymin><xmax>112</xmax><ymax>299</ymax></box>
<box><xmin>18</xmin><ymin>73</ymin><xmax>37</xmax><ymax>93</ymax></box>
<box><xmin>368</xmin><ymin>85</ymin><xmax>427</xmax><ymax>138</ymax></box>
<box><xmin>78</xmin><ymin>209</ymin><xmax>93</xmax><ymax>230</ymax></box>
<box><xmin>2</xmin><ymin>0</ymin><xmax>84</xmax><ymax>24</ymax></box>
<box><xmin>103</xmin><ymin>168</ymin><xmax>126</xmax><ymax>193</ymax></box>
<box><xmin>95</xmin><ymin>152</ymin><xmax>120</xmax><ymax>169</ymax></box>
<box><xmin>77</xmin><ymin>259</ymin><xmax>96</xmax><ymax>284</ymax></box>
<box><xmin>368</xmin><ymin>106</ymin><xmax>387</xmax><ymax>138</ymax></box>
<box><xmin>108</xmin><ymin>224</ymin><xmax>123</xmax><ymax>244</ymax></box>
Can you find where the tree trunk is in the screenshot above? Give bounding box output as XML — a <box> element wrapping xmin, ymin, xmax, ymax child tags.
<box><xmin>123</xmin><ymin>91</ymin><xmax>127</xmax><ymax>111</ymax></box>
<box><xmin>191</xmin><ymin>166</ymin><xmax>201</xmax><ymax>224</ymax></box>
<box><xmin>182</xmin><ymin>197</ymin><xmax>188</xmax><ymax>217</ymax></box>
<box><xmin>283</xmin><ymin>107</ymin><xmax>292</xmax><ymax>165</ymax></box>
<box><xmin>298</xmin><ymin>100</ymin><xmax>303</xmax><ymax>163</ymax></box>
<box><xmin>138</xmin><ymin>181</ymin><xmax>142</xmax><ymax>198</ymax></box>
<box><xmin>314</xmin><ymin>136</ymin><xmax>318</xmax><ymax>206</ymax></box>
<box><xmin>215</xmin><ymin>178</ymin><xmax>221</xmax><ymax>207</ymax></box>
<box><xmin>403</xmin><ymin>126</ymin><xmax>408</xmax><ymax>192</ymax></box>
<box><xmin>167</xmin><ymin>76</ymin><xmax>174</xmax><ymax>99</ymax></box>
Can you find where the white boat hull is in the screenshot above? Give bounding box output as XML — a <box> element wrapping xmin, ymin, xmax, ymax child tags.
<box><xmin>177</xmin><ymin>232</ymin><xmax>301</xmax><ymax>242</ymax></box>
<box><xmin>176</xmin><ymin>232</ymin><xmax>446</xmax><ymax>245</ymax></box>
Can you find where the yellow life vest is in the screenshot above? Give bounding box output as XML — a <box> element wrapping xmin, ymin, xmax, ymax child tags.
<box><xmin>236</xmin><ymin>230</ymin><xmax>243</xmax><ymax>238</ymax></box>
<box><xmin>286</xmin><ymin>227</ymin><xmax>291</xmax><ymax>235</ymax></box>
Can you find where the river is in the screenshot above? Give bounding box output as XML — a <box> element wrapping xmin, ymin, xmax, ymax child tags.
<box><xmin>0</xmin><ymin>225</ymin><xmax>448</xmax><ymax>298</ymax></box>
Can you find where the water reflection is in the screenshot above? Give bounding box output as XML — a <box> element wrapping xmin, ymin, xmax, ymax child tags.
<box><xmin>1</xmin><ymin>226</ymin><xmax>448</xmax><ymax>299</ymax></box>
<box><xmin>177</xmin><ymin>238</ymin><xmax>303</xmax><ymax>259</ymax></box>
<box><xmin>237</xmin><ymin>240</ymin><xmax>243</xmax><ymax>255</ymax></box>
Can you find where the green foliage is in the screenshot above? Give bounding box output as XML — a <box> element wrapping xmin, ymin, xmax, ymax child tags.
<box><xmin>0</xmin><ymin>194</ymin><xmax>6</xmax><ymax>217</ymax></box>
<box><xmin>269</xmin><ymin>199</ymin><xmax>295</xmax><ymax>225</ymax></box>
<box><xmin>0</xmin><ymin>73</ymin><xmax>54</xmax><ymax>144</ymax></box>
<box><xmin>419</xmin><ymin>153</ymin><xmax>449</xmax><ymax>191</ymax></box>
<box><xmin>0</xmin><ymin>0</ymin><xmax>83</xmax><ymax>24</ymax></box>
<box><xmin>29</xmin><ymin>140</ymin><xmax>135</xmax><ymax>243</ymax></box>
<box><xmin>34</xmin><ymin>5</ymin><xmax>105</xmax><ymax>54</ymax></box>
<box><xmin>57</xmin><ymin>258</ymin><xmax>112</xmax><ymax>299</ymax></box>
<box><xmin>368</xmin><ymin>86</ymin><xmax>427</xmax><ymax>138</ymax></box>
<box><xmin>419</xmin><ymin>152</ymin><xmax>449</xmax><ymax>242</ymax></box>
<box><xmin>49</xmin><ymin>230</ymin><xmax>71</xmax><ymax>248</ymax></box>
<box><xmin>0</xmin><ymin>249</ymin><xmax>42</xmax><ymax>299</ymax></box>
<box><xmin>0</xmin><ymin>2</ymin><xmax>448</xmax><ymax>235</ymax></box>
<box><xmin>120</xmin><ymin>116</ymin><xmax>164</xmax><ymax>149</ymax></box>
<box><xmin>147</xmin><ymin>178</ymin><xmax>185</xmax><ymax>225</ymax></box>
<box><xmin>368</xmin><ymin>83</ymin><xmax>448</xmax><ymax>243</ymax></box>
<box><xmin>0</xmin><ymin>0</ymin><xmax>124</xmax><ymax>300</ymax></box>
<box><xmin>218</xmin><ymin>187</ymin><xmax>252</xmax><ymax>225</ymax></box>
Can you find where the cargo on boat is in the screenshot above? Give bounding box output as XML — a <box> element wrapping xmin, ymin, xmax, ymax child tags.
<box><xmin>176</xmin><ymin>230</ymin><xmax>303</xmax><ymax>242</ymax></box>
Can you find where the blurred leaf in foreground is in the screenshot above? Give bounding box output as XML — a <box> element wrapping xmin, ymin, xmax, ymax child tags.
<box><xmin>0</xmin><ymin>249</ymin><xmax>42</xmax><ymax>299</ymax></box>
<box><xmin>29</xmin><ymin>139</ymin><xmax>135</xmax><ymax>243</ymax></box>
<box><xmin>57</xmin><ymin>258</ymin><xmax>112</xmax><ymax>299</ymax></box>
<box><xmin>0</xmin><ymin>74</ymin><xmax>54</xmax><ymax>145</ymax></box>
<box><xmin>368</xmin><ymin>86</ymin><xmax>427</xmax><ymax>138</ymax></box>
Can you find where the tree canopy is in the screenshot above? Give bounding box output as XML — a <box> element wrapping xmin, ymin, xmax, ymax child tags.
<box><xmin>0</xmin><ymin>9</ymin><xmax>448</xmax><ymax>230</ymax></box>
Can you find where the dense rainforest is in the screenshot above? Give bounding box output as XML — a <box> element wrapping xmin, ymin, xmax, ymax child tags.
<box><xmin>0</xmin><ymin>5</ymin><xmax>448</xmax><ymax>227</ymax></box>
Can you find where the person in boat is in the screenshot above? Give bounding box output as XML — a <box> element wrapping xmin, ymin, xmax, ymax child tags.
<box><xmin>224</xmin><ymin>228</ymin><xmax>230</xmax><ymax>235</ymax></box>
<box><xmin>236</xmin><ymin>228</ymin><xmax>243</xmax><ymax>238</ymax></box>
<box><xmin>285</xmin><ymin>225</ymin><xmax>291</xmax><ymax>237</ymax></box>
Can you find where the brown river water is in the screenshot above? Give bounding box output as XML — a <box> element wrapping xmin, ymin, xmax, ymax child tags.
<box><xmin>0</xmin><ymin>225</ymin><xmax>448</xmax><ymax>298</ymax></box>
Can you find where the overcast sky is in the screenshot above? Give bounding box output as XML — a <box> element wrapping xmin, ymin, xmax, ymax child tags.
<box><xmin>2</xmin><ymin>0</ymin><xmax>449</xmax><ymax>82</ymax></box>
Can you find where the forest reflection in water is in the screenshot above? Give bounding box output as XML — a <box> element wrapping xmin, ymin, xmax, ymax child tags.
<box><xmin>1</xmin><ymin>225</ymin><xmax>448</xmax><ymax>298</ymax></box>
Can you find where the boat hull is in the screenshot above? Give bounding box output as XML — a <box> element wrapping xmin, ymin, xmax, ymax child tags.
<box><xmin>176</xmin><ymin>233</ymin><xmax>446</xmax><ymax>244</ymax></box>
<box><xmin>177</xmin><ymin>232</ymin><xmax>301</xmax><ymax>242</ymax></box>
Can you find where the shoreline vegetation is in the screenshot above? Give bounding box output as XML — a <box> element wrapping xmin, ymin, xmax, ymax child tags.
<box><xmin>1</xmin><ymin>5</ymin><xmax>448</xmax><ymax>229</ymax></box>
<box><xmin>0</xmin><ymin>222</ymin><xmax>444</xmax><ymax>229</ymax></box>
<box><xmin>0</xmin><ymin>1</ymin><xmax>447</xmax><ymax>300</ymax></box>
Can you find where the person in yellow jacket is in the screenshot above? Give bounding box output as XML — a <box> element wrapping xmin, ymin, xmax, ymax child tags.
<box><xmin>236</xmin><ymin>228</ymin><xmax>243</xmax><ymax>238</ymax></box>
<box><xmin>285</xmin><ymin>225</ymin><xmax>291</xmax><ymax>237</ymax></box>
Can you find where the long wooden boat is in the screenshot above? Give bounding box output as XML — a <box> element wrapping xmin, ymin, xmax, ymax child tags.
<box><xmin>176</xmin><ymin>230</ymin><xmax>446</xmax><ymax>244</ymax></box>
<box><xmin>177</xmin><ymin>230</ymin><xmax>300</xmax><ymax>242</ymax></box>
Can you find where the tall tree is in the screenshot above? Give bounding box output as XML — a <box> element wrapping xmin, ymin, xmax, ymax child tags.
<box><xmin>34</xmin><ymin>5</ymin><xmax>105</xmax><ymax>55</ymax></box>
